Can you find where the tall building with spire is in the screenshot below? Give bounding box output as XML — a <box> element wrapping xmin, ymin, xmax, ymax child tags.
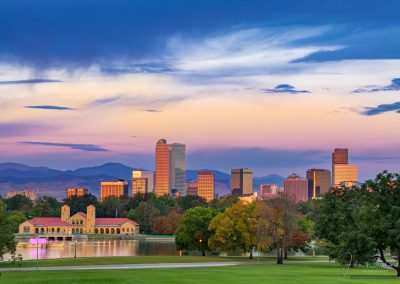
<box><xmin>155</xmin><ymin>139</ymin><xmax>186</xmax><ymax>196</ymax></box>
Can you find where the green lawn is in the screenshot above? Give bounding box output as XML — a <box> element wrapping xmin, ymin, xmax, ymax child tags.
<box><xmin>0</xmin><ymin>263</ymin><xmax>398</xmax><ymax>284</ymax></box>
<box><xmin>0</xmin><ymin>255</ymin><xmax>328</xmax><ymax>269</ymax></box>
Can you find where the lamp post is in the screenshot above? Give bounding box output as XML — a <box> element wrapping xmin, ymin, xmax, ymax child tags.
<box><xmin>74</xmin><ymin>240</ymin><xmax>77</xmax><ymax>259</ymax></box>
<box><xmin>199</xmin><ymin>239</ymin><xmax>204</xmax><ymax>256</ymax></box>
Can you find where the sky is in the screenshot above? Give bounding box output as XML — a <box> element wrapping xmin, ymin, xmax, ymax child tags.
<box><xmin>1</xmin><ymin>0</ymin><xmax>400</xmax><ymax>180</ymax></box>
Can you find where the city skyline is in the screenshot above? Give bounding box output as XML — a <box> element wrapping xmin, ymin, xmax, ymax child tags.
<box><xmin>1</xmin><ymin>1</ymin><xmax>400</xmax><ymax>181</ymax></box>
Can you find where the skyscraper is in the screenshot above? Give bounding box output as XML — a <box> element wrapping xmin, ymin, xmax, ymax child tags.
<box><xmin>331</xmin><ymin>148</ymin><xmax>358</xmax><ymax>187</ymax></box>
<box><xmin>197</xmin><ymin>171</ymin><xmax>215</xmax><ymax>201</ymax></box>
<box><xmin>283</xmin><ymin>173</ymin><xmax>308</xmax><ymax>202</ymax></box>
<box><xmin>306</xmin><ymin>169</ymin><xmax>331</xmax><ymax>199</ymax></box>
<box><xmin>132</xmin><ymin>170</ymin><xmax>154</xmax><ymax>195</ymax></box>
<box><xmin>155</xmin><ymin>139</ymin><xmax>170</xmax><ymax>196</ymax></box>
<box><xmin>155</xmin><ymin>139</ymin><xmax>186</xmax><ymax>196</ymax></box>
<box><xmin>231</xmin><ymin>168</ymin><xmax>253</xmax><ymax>197</ymax></box>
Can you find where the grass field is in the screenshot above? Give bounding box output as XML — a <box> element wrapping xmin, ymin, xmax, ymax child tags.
<box><xmin>0</xmin><ymin>262</ymin><xmax>398</xmax><ymax>284</ymax></box>
<box><xmin>0</xmin><ymin>255</ymin><xmax>328</xmax><ymax>268</ymax></box>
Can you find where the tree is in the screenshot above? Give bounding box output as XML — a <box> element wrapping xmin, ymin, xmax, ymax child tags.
<box><xmin>210</xmin><ymin>195</ymin><xmax>239</xmax><ymax>212</ymax></box>
<box><xmin>315</xmin><ymin>186</ymin><xmax>377</xmax><ymax>266</ymax></box>
<box><xmin>0</xmin><ymin>200</ymin><xmax>16</xmax><ymax>258</ymax></box>
<box><xmin>175</xmin><ymin>207</ymin><xmax>214</xmax><ymax>256</ymax></box>
<box><xmin>100</xmin><ymin>196</ymin><xmax>123</xmax><ymax>217</ymax></box>
<box><xmin>208</xmin><ymin>202</ymin><xmax>257</xmax><ymax>258</ymax></box>
<box><xmin>63</xmin><ymin>194</ymin><xmax>99</xmax><ymax>214</ymax></box>
<box><xmin>177</xmin><ymin>195</ymin><xmax>208</xmax><ymax>211</ymax></box>
<box><xmin>152</xmin><ymin>211</ymin><xmax>182</xmax><ymax>235</ymax></box>
<box><xmin>31</xmin><ymin>196</ymin><xmax>60</xmax><ymax>217</ymax></box>
<box><xmin>268</xmin><ymin>197</ymin><xmax>309</xmax><ymax>264</ymax></box>
<box><xmin>8</xmin><ymin>211</ymin><xmax>27</xmax><ymax>233</ymax></box>
<box><xmin>130</xmin><ymin>201</ymin><xmax>161</xmax><ymax>234</ymax></box>
<box><xmin>6</xmin><ymin>195</ymin><xmax>33</xmax><ymax>212</ymax></box>
<box><xmin>316</xmin><ymin>171</ymin><xmax>400</xmax><ymax>276</ymax></box>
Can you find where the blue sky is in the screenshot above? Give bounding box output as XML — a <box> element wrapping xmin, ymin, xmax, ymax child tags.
<box><xmin>0</xmin><ymin>0</ymin><xmax>400</xmax><ymax>179</ymax></box>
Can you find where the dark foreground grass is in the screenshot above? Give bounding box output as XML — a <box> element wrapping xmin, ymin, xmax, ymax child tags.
<box><xmin>0</xmin><ymin>263</ymin><xmax>398</xmax><ymax>284</ymax></box>
<box><xmin>0</xmin><ymin>255</ymin><xmax>328</xmax><ymax>268</ymax></box>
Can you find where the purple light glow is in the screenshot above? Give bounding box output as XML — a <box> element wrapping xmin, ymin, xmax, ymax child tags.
<box><xmin>29</xmin><ymin>238</ymin><xmax>47</xmax><ymax>245</ymax></box>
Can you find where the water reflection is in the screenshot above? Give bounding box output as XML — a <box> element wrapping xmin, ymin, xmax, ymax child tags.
<box><xmin>11</xmin><ymin>239</ymin><xmax>177</xmax><ymax>260</ymax></box>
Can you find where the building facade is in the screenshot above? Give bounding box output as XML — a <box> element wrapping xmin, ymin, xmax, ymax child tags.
<box><xmin>259</xmin><ymin>184</ymin><xmax>279</xmax><ymax>200</ymax></box>
<box><xmin>66</xmin><ymin>187</ymin><xmax>88</xmax><ymax>199</ymax></box>
<box><xmin>331</xmin><ymin>148</ymin><xmax>358</xmax><ymax>187</ymax></box>
<box><xmin>132</xmin><ymin>170</ymin><xmax>154</xmax><ymax>195</ymax></box>
<box><xmin>7</xmin><ymin>189</ymin><xmax>38</xmax><ymax>201</ymax></box>
<box><xmin>187</xmin><ymin>180</ymin><xmax>198</xmax><ymax>196</ymax></box>
<box><xmin>100</xmin><ymin>180</ymin><xmax>129</xmax><ymax>202</ymax></box>
<box><xmin>155</xmin><ymin>139</ymin><xmax>171</xmax><ymax>196</ymax></box>
<box><xmin>197</xmin><ymin>171</ymin><xmax>215</xmax><ymax>201</ymax></box>
<box><xmin>231</xmin><ymin>168</ymin><xmax>253</xmax><ymax>197</ymax></box>
<box><xmin>19</xmin><ymin>205</ymin><xmax>139</xmax><ymax>235</ymax></box>
<box><xmin>306</xmin><ymin>169</ymin><xmax>331</xmax><ymax>199</ymax></box>
<box><xmin>332</xmin><ymin>164</ymin><xmax>358</xmax><ymax>187</ymax></box>
<box><xmin>283</xmin><ymin>173</ymin><xmax>309</xmax><ymax>202</ymax></box>
<box><xmin>169</xmin><ymin>143</ymin><xmax>186</xmax><ymax>195</ymax></box>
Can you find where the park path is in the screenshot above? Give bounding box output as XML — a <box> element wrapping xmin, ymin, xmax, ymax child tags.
<box><xmin>0</xmin><ymin>260</ymin><xmax>329</xmax><ymax>272</ymax></box>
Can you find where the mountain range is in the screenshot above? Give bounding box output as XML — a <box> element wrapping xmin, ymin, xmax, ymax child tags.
<box><xmin>0</xmin><ymin>162</ymin><xmax>284</xmax><ymax>200</ymax></box>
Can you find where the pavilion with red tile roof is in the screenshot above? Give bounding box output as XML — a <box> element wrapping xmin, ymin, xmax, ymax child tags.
<box><xmin>19</xmin><ymin>205</ymin><xmax>139</xmax><ymax>235</ymax></box>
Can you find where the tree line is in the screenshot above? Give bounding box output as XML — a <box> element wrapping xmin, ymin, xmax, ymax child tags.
<box><xmin>1</xmin><ymin>171</ymin><xmax>399</xmax><ymax>275</ymax></box>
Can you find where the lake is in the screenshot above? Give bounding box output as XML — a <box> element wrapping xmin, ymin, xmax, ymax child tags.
<box><xmin>9</xmin><ymin>239</ymin><xmax>178</xmax><ymax>260</ymax></box>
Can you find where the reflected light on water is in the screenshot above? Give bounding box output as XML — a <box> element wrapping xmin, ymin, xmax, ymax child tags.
<box><xmin>8</xmin><ymin>239</ymin><xmax>177</xmax><ymax>260</ymax></box>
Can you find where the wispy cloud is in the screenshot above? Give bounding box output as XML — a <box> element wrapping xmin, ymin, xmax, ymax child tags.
<box><xmin>24</xmin><ymin>105</ymin><xmax>75</xmax><ymax>110</ymax></box>
<box><xmin>353</xmin><ymin>78</ymin><xmax>400</xmax><ymax>93</ymax></box>
<box><xmin>166</xmin><ymin>26</ymin><xmax>341</xmax><ymax>76</ymax></box>
<box><xmin>0</xmin><ymin>79</ymin><xmax>62</xmax><ymax>85</ymax></box>
<box><xmin>90</xmin><ymin>96</ymin><xmax>121</xmax><ymax>106</ymax></box>
<box><xmin>143</xmin><ymin>109</ymin><xmax>162</xmax><ymax>112</ymax></box>
<box><xmin>19</xmin><ymin>141</ymin><xmax>108</xmax><ymax>152</ymax></box>
<box><xmin>360</xmin><ymin>102</ymin><xmax>400</xmax><ymax>116</ymax></box>
<box><xmin>261</xmin><ymin>84</ymin><xmax>310</xmax><ymax>94</ymax></box>
<box><xmin>101</xmin><ymin>62</ymin><xmax>176</xmax><ymax>75</ymax></box>
<box><xmin>0</xmin><ymin>123</ymin><xmax>53</xmax><ymax>136</ymax></box>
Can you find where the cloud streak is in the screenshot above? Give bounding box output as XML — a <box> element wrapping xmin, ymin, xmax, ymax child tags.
<box><xmin>261</xmin><ymin>84</ymin><xmax>310</xmax><ymax>94</ymax></box>
<box><xmin>353</xmin><ymin>78</ymin><xmax>400</xmax><ymax>93</ymax></box>
<box><xmin>24</xmin><ymin>105</ymin><xmax>75</xmax><ymax>110</ymax></box>
<box><xmin>19</xmin><ymin>141</ymin><xmax>108</xmax><ymax>152</ymax></box>
<box><xmin>360</xmin><ymin>102</ymin><xmax>400</xmax><ymax>116</ymax></box>
<box><xmin>0</xmin><ymin>79</ymin><xmax>62</xmax><ymax>85</ymax></box>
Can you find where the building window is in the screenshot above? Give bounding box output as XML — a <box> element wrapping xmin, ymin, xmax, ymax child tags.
<box><xmin>24</xmin><ymin>226</ymin><xmax>30</xmax><ymax>233</ymax></box>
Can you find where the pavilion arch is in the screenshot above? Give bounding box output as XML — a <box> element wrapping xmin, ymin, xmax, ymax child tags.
<box><xmin>105</xmin><ymin>228</ymin><xmax>110</xmax><ymax>234</ymax></box>
<box><xmin>100</xmin><ymin>228</ymin><xmax>104</xmax><ymax>234</ymax></box>
<box><xmin>111</xmin><ymin>228</ymin><xmax>115</xmax><ymax>234</ymax></box>
<box><xmin>95</xmin><ymin>228</ymin><xmax>99</xmax><ymax>234</ymax></box>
